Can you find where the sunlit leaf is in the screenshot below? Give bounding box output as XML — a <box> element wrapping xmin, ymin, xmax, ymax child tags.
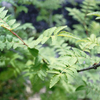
<box><xmin>54</xmin><ymin>26</ymin><xmax>67</xmax><ymax>35</ymax></box>
<box><xmin>50</xmin><ymin>74</ymin><xmax>60</xmax><ymax>88</ymax></box>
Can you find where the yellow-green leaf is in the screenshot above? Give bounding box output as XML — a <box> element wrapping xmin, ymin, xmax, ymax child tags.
<box><xmin>54</xmin><ymin>26</ymin><xmax>67</xmax><ymax>35</ymax></box>
<box><xmin>50</xmin><ymin>74</ymin><xmax>60</xmax><ymax>88</ymax></box>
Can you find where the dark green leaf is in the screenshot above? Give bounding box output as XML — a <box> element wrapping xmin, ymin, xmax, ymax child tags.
<box><xmin>0</xmin><ymin>35</ymin><xmax>6</xmax><ymax>42</ymax></box>
<box><xmin>6</xmin><ymin>35</ymin><xmax>13</xmax><ymax>42</ymax></box>
<box><xmin>28</xmin><ymin>48</ymin><xmax>39</xmax><ymax>57</ymax></box>
<box><xmin>75</xmin><ymin>85</ymin><xmax>86</xmax><ymax>91</ymax></box>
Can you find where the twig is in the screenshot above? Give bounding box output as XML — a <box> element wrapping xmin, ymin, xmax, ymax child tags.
<box><xmin>77</xmin><ymin>62</ymin><xmax>100</xmax><ymax>72</ymax></box>
<box><xmin>2</xmin><ymin>26</ymin><xmax>29</xmax><ymax>47</ymax></box>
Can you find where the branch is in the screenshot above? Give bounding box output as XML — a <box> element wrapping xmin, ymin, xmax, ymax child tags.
<box><xmin>77</xmin><ymin>62</ymin><xmax>100</xmax><ymax>72</ymax></box>
<box><xmin>2</xmin><ymin>26</ymin><xmax>29</xmax><ymax>47</ymax></box>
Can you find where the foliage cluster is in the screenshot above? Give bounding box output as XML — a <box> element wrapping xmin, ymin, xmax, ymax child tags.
<box><xmin>0</xmin><ymin>0</ymin><xmax>100</xmax><ymax>100</ymax></box>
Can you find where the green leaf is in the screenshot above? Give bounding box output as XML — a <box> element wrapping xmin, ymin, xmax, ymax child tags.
<box><xmin>16</xmin><ymin>6</ymin><xmax>28</xmax><ymax>13</ymax></box>
<box><xmin>51</xmin><ymin>36</ymin><xmax>57</xmax><ymax>45</ymax></box>
<box><xmin>6</xmin><ymin>42</ymin><xmax>13</xmax><ymax>50</ymax></box>
<box><xmin>68</xmin><ymin>57</ymin><xmax>77</xmax><ymax>66</ymax></box>
<box><xmin>0</xmin><ymin>7</ymin><xmax>5</xmax><ymax>13</ymax></box>
<box><xmin>47</xmin><ymin>70</ymin><xmax>60</xmax><ymax>74</ymax></box>
<box><xmin>16</xmin><ymin>23</ymin><xmax>34</xmax><ymax>30</ymax></box>
<box><xmin>90</xmin><ymin>34</ymin><xmax>96</xmax><ymax>42</ymax></box>
<box><xmin>89</xmin><ymin>44</ymin><xmax>96</xmax><ymax>49</ymax></box>
<box><xmin>0</xmin><ymin>69</ymin><xmax>14</xmax><ymax>81</ymax></box>
<box><xmin>87</xmin><ymin>12</ymin><xmax>100</xmax><ymax>17</ymax></box>
<box><xmin>28</xmin><ymin>48</ymin><xmax>39</xmax><ymax>57</ymax></box>
<box><xmin>8</xmin><ymin>19</ymin><xmax>16</xmax><ymax>26</ymax></box>
<box><xmin>61</xmin><ymin>74</ymin><xmax>68</xmax><ymax>83</ymax></box>
<box><xmin>0</xmin><ymin>10</ymin><xmax>8</xmax><ymax>18</ymax></box>
<box><xmin>0</xmin><ymin>41</ymin><xmax>5</xmax><ymax>51</ymax></box>
<box><xmin>72</xmin><ymin>48</ymin><xmax>81</xmax><ymax>56</ymax></box>
<box><xmin>87</xmin><ymin>12</ymin><xmax>100</xmax><ymax>20</ymax></box>
<box><xmin>75</xmin><ymin>85</ymin><xmax>86</xmax><ymax>91</ymax></box>
<box><xmin>0</xmin><ymin>35</ymin><xmax>6</xmax><ymax>42</ymax></box>
<box><xmin>11</xmin><ymin>23</ymin><xmax>20</xmax><ymax>29</ymax></box>
<box><xmin>50</xmin><ymin>74</ymin><xmax>60</xmax><ymax>88</ymax></box>
<box><xmin>3</xmin><ymin>15</ymin><xmax>10</xmax><ymax>21</ymax></box>
<box><xmin>43</xmin><ymin>27</ymin><xmax>56</xmax><ymax>37</ymax></box>
<box><xmin>13</xmin><ymin>43</ymin><xmax>19</xmax><ymax>49</ymax></box>
<box><xmin>54</xmin><ymin>26</ymin><xmax>67</xmax><ymax>35</ymax></box>
<box><xmin>41</xmin><ymin>36</ymin><xmax>49</xmax><ymax>44</ymax></box>
<box><xmin>6</xmin><ymin>35</ymin><xmax>13</xmax><ymax>42</ymax></box>
<box><xmin>41</xmin><ymin>27</ymin><xmax>57</xmax><ymax>44</ymax></box>
<box><xmin>96</xmin><ymin>17</ymin><xmax>100</xmax><ymax>19</ymax></box>
<box><xmin>38</xmin><ymin>70</ymin><xmax>47</xmax><ymax>80</ymax></box>
<box><xmin>58</xmin><ymin>31</ymin><xmax>80</xmax><ymax>40</ymax></box>
<box><xmin>97</xmin><ymin>37</ymin><xmax>100</xmax><ymax>44</ymax></box>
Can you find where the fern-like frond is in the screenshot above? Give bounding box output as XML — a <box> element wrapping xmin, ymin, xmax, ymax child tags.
<box><xmin>66</xmin><ymin>0</ymin><xmax>98</xmax><ymax>26</ymax></box>
<box><xmin>0</xmin><ymin>7</ymin><xmax>20</xmax><ymax>30</ymax></box>
<box><xmin>81</xmin><ymin>0</ymin><xmax>97</xmax><ymax>14</ymax></box>
<box><xmin>87</xmin><ymin>12</ymin><xmax>100</xmax><ymax>19</ymax></box>
<box><xmin>87</xmin><ymin>12</ymin><xmax>100</xmax><ymax>17</ymax></box>
<box><xmin>34</xmin><ymin>26</ymin><xmax>80</xmax><ymax>46</ymax></box>
<box><xmin>66</xmin><ymin>8</ymin><xmax>85</xmax><ymax>24</ymax></box>
<box><xmin>0</xmin><ymin>7</ymin><xmax>29</xmax><ymax>47</ymax></box>
<box><xmin>0</xmin><ymin>34</ymin><xmax>26</xmax><ymax>51</ymax></box>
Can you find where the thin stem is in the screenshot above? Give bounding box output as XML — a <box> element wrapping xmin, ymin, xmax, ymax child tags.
<box><xmin>77</xmin><ymin>62</ymin><xmax>100</xmax><ymax>72</ymax></box>
<box><xmin>49</xmin><ymin>10</ymin><xmax>53</xmax><ymax>27</ymax></box>
<box><xmin>2</xmin><ymin>26</ymin><xmax>29</xmax><ymax>47</ymax></box>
